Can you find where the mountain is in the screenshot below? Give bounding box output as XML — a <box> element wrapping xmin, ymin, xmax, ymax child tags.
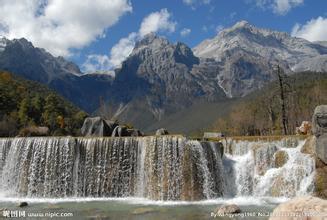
<box><xmin>0</xmin><ymin>37</ymin><xmax>113</xmax><ymax>112</ymax></box>
<box><xmin>0</xmin><ymin>37</ymin><xmax>82</xmax><ymax>82</ymax></box>
<box><xmin>193</xmin><ymin>20</ymin><xmax>327</xmax><ymax>97</ymax></box>
<box><xmin>1</xmin><ymin>21</ymin><xmax>327</xmax><ymax>134</ymax></box>
<box><xmin>108</xmin><ymin>33</ymin><xmax>226</xmax><ymax>122</ymax></box>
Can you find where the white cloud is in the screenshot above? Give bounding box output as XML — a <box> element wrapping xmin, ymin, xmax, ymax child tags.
<box><xmin>291</xmin><ymin>17</ymin><xmax>327</xmax><ymax>42</ymax></box>
<box><xmin>109</xmin><ymin>32</ymin><xmax>138</xmax><ymax>68</ymax></box>
<box><xmin>82</xmin><ymin>54</ymin><xmax>111</xmax><ymax>73</ymax></box>
<box><xmin>183</xmin><ymin>0</ymin><xmax>211</xmax><ymax>8</ymax></box>
<box><xmin>139</xmin><ymin>9</ymin><xmax>176</xmax><ymax>37</ymax></box>
<box><xmin>180</xmin><ymin>28</ymin><xmax>191</xmax><ymax>37</ymax></box>
<box><xmin>0</xmin><ymin>0</ymin><xmax>132</xmax><ymax>56</ymax></box>
<box><xmin>253</xmin><ymin>0</ymin><xmax>303</xmax><ymax>15</ymax></box>
<box><xmin>83</xmin><ymin>8</ymin><xmax>177</xmax><ymax>72</ymax></box>
<box><xmin>273</xmin><ymin>0</ymin><xmax>303</xmax><ymax>15</ymax></box>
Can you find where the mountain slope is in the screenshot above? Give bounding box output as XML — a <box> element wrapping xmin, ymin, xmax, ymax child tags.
<box><xmin>106</xmin><ymin>33</ymin><xmax>226</xmax><ymax>126</ymax></box>
<box><xmin>193</xmin><ymin>20</ymin><xmax>327</xmax><ymax>97</ymax></box>
<box><xmin>0</xmin><ymin>37</ymin><xmax>113</xmax><ymax>112</ymax></box>
<box><xmin>0</xmin><ymin>37</ymin><xmax>82</xmax><ymax>82</ymax></box>
<box><xmin>210</xmin><ymin>71</ymin><xmax>327</xmax><ymax>136</ymax></box>
<box><xmin>0</xmin><ymin>71</ymin><xmax>87</xmax><ymax>136</ymax></box>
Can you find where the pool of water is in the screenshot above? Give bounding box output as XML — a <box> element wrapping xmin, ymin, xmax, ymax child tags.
<box><xmin>0</xmin><ymin>197</ymin><xmax>286</xmax><ymax>219</ymax></box>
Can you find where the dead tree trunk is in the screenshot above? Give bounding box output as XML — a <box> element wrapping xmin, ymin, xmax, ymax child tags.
<box><xmin>276</xmin><ymin>65</ymin><xmax>288</xmax><ymax>135</ymax></box>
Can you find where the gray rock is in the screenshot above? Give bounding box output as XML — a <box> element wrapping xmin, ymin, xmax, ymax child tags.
<box><xmin>81</xmin><ymin>117</ymin><xmax>118</xmax><ymax>137</ymax></box>
<box><xmin>215</xmin><ymin>204</ymin><xmax>241</xmax><ymax>215</ymax></box>
<box><xmin>18</xmin><ymin>202</ymin><xmax>28</xmax><ymax>207</ymax></box>
<box><xmin>312</xmin><ymin>105</ymin><xmax>327</xmax><ymax>164</ymax></box>
<box><xmin>111</xmin><ymin>126</ymin><xmax>129</xmax><ymax>137</ymax></box>
<box><xmin>110</xmin><ymin>126</ymin><xmax>144</xmax><ymax>137</ymax></box>
<box><xmin>127</xmin><ymin>129</ymin><xmax>144</xmax><ymax>137</ymax></box>
<box><xmin>203</xmin><ymin>132</ymin><xmax>224</xmax><ymax>139</ymax></box>
<box><xmin>269</xmin><ymin>196</ymin><xmax>327</xmax><ymax>220</ymax></box>
<box><xmin>155</xmin><ymin>128</ymin><xmax>169</xmax><ymax>136</ymax></box>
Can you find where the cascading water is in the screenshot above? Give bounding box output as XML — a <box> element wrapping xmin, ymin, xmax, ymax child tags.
<box><xmin>222</xmin><ymin>138</ymin><xmax>316</xmax><ymax>198</ymax></box>
<box><xmin>0</xmin><ymin>136</ymin><xmax>316</xmax><ymax>201</ymax></box>
<box><xmin>0</xmin><ymin>136</ymin><xmax>224</xmax><ymax>200</ymax></box>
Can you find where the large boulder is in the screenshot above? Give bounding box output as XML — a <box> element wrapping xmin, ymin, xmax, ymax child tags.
<box><xmin>312</xmin><ymin>105</ymin><xmax>327</xmax><ymax>164</ymax></box>
<box><xmin>111</xmin><ymin>126</ymin><xmax>129</xmax><ymax>137</ymax></box>
<box><xmin>18</xmin><ymin>202</ymin><xmax>28</xmax><ymax>207</ymax></box>
<box><xmin>215</xmin><ymin>204</ymin><xmax>241</xmax><ymax>215</ymax></box>
<box><xmin>301</xmin><ymin>136</ymin><xmax>327</xmax><ymax>199</ymax></box>
<box><xmin>127</xmin><ymin>129</ymin><xmax>144</xmax><ymax>137</ymax></box>
<box><xmin>269</xmin><ymin>196</ymin><xmax>327</xmax><ymax>220</ymax></box>
<box><xmin>296</xmin><ymin>121</ymin><xmax>312</xmax><ymax>135</ymax></box>
<box><xmin>155</xmin><ymin>128</ymin><xmax>169</xmax><ymax>136</ymax></box>
<box><xmin>81</xmin><ymin>117</ymin><xmax>118</xmax><ymax>137</ymax></box>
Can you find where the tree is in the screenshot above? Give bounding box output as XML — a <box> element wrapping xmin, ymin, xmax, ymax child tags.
<box><xmin>18</xmin><ymin>97</ymin><xmax>32</xmax><ymax>126</ymax></box>
<box><xmin>30</xmin><ymin>95</ymin><xmax>44</xmax><ymax>124</ymax></box>
<box><xmin>42</xmin><ymin>94</ymin><xmax>64</xmax><ymax>130</ymax></box>
<box><xmin>276</xmin><ymin>65</ymin><xmax>290</xmax><ymax>135</ymax></box>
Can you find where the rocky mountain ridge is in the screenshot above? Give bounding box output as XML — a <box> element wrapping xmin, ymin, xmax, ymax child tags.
<box><xmin>0</xmin><ymin>21</ymin><xmax>327</xmax><ymax>132</ymax></box>
<box><xmin>193</xmin><ymin>20</ymin><xmax>327</xmax><ymax>96</ymax></box>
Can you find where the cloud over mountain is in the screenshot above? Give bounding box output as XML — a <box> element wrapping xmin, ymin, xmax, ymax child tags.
<box><xmin>0</xmin><ymin>0</ymin><xmax>132</xmax><ymax>56</ymax></box>
<box><xmin>291</xmin><ymin>16</ymin><xmax>327</xmax><ymax>42</ymax></box>
<box><xmin>83</xmin><ymin>8</ymin><xmax>177</xmax><ymax>72</ymax></box>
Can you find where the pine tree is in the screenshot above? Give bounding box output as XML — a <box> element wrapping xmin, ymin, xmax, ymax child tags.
<box><xmin>42</xmin><ymin>94</ymin><xmax>64</xmax><ymax>130</ymax></box>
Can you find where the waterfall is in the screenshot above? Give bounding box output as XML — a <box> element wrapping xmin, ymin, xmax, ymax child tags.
<box><xmin>0</xmin><ymin>136</ymin><xmax>224</xmax><ymax>200</ymax></box>
<box><xmin>222</xmin><ymin>138</ymin><xmax>315</xmax><ymax>198</ymax></box>
<box><xmin>0</xmin><ymin>136</ymin><xmax>315</xmax><ymax>201</ymax></box>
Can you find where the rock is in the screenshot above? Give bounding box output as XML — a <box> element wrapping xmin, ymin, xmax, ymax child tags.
<box><xmin>296</xmin><ymin>121</ymin><xmax>312</xmax><ymax>135</ymax></box>
<box><xmin>314</xmin><ymin>165</ymin><xmax>327</xmax><ymax>199</ymax></box>
<box><xmin>253</xmin><ymin>144</ymin><xmax>277</xmax><ymax>176</ymax></box>
<box><xmin>274</xmin><ymin>150</ymin><xmax>289</xmax><ymax>168</ymax></box>
<box><xmin>269</xmin><ymin>196</ymin><xmax>327</xmax><ymax>220</ymax></box>
<box><xmin>127</xmin><ymin>129</ymin><xmax>144</xmax><ymax>137</ymax></box>
<box><xmin>18</xmin><ymin>126</ymin><xmax>49</xmax><ymax>137</ymax></box>
<box><xmin>301</xmin><ymin>136</ymin><xmax>316</xmax><ymax>155</ymax></box>
<box><xmin>18</xmin><ymin>202</ymin><xmax>28</xmax><ymax>207</ymax></box>
<box><xmin>132</xmin><ymin>207</ymin><xmax>156</xmax><ymax>215</ymax></box>
<box><xmin>215</xmin><ymin>204</ymin><xmax>241</xmax><ymax>215</ymax></box>
<box><xmin>81</xmin><ymin>117</ymin><xmax>118</xmax><ymax>137</ymax></box>
<box><xmin>203</xmin><ymin>132</ymin><xmax>224</xmax><ymax>139</ymax></box>
<box><xmin>155</xmin><ymin>128</ymin><xmax>169</xmax><ymax>136</ymax></box>
<box><xmin>312</xmin><ymin>105</ymin><xmax>327</xmax><ymax>164</ymax></box>
<box><xmin>111</xmin><ymin>126</ymin><xmax>129</xmax><ymax>137</ymax></box>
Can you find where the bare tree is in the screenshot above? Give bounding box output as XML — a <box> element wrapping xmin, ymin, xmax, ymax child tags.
<box><xmin>276</xmin><ymin>65</ymin><xmax>289</xmax><ymax>135</ymax></box>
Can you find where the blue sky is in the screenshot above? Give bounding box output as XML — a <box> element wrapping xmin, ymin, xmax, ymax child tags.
<box><xmin>0</xmin><ymin>0</ymin><xmax>327</xmax><ymax>72</ymax></box>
